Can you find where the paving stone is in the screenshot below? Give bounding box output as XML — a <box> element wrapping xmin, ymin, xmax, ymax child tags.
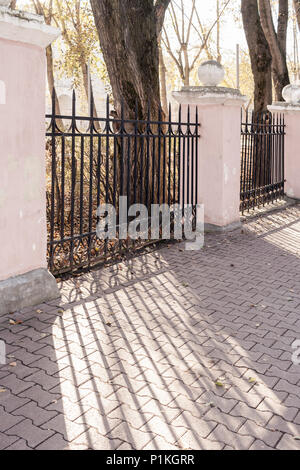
<box><xmin>19</xmin><ymin>385</ymin><xmax>61</xmax><ymax>408</ymax></box>
<box><xmin>6</xmin><ymin>419</ymin><xmax>54</xmax><ymax>448</ymax></box>
<box><xmin>208</xmin><ymin>424</ymin><xmax>255</xmax><ymax>450</ymax></box>
<box><xmin>267</xmin><ymin>415</ymin><xmax>300</xmax><ymax>437</ymax></box>
<box><xmin>249</xmin><ymin>439</ymin><xmax>275</xmax><ymax>450</ymax></box>
<box><xmin>70</xmin><ymin>431</ymin><xmax>124</xmax><ymax>450</ymax></box>
<box><xmin>0</xmin><ymin>406</ymin><xmax>24</xmax><ymax>432</ymax></box>
<box><xmin>5</xmin><ymin>438</ymin><xmax>32</xmax><ymax>450</ymax></box>
<box><xmin>0</xmin><ymin>434</ymin><xmax>20</xmax><ymax>450</ymax></box>
<box><xmin>35</xmin><ymin>433</ymin><xmax>69</xmax><ymax>450</ymax></box>
<box><xmin>238</xmin><ymin>421</ymin><xmax>282</xmax><ymax>448</ymax></box>
<box><xmin>0</xmin><ymin>391</ymin><xmax>30</xmax><ymax>414</ymax></box>
<box><xmin>276</xmin><ymin>434</ymin><xmax>300</xmax><ymax>450</ymax></box>
<box><xmin>12</xmin><ymin>401</ymin><xmax>58</xmax><ymax>427</ymax></box>
<box><xmin>143</xmin><ymin>436</ymin><xmax>180</xmax><ymax>450</ymax></box>
<box><xmin>0</xmin><ymin>375</ymin><xmax>35</xmax><ymax>395</ymax></box>
<box><xmin>41</xmin><ymin>414</ymin><xmax>89</xmax><ymax>443</ymax></box>
<box><xmin>106</xmin><ymin>421</ymin><xmax>153</xmax><ymax>450</ymax></box>
<box><xmin>140</xmin><ymin>415</ymin><xmax>190</xmax><ymax>444</ymax></box>
<box><xmin>179</xmin><ymin>430</ymin><xmax>223</xmax><ymax>450</ymax></box>
<box><xmin>203</xmin><ymin>407</ymin><xmax>245</xmax><ymax>432</ymax></box>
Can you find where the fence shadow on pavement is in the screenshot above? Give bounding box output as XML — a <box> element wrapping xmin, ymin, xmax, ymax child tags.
<box><xmin>1</xmin><ymin>205</ymin><xmax>300</xmax><ymax>450</ymax></box>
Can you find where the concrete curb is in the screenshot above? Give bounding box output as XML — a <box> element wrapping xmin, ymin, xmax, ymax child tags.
<box><xmin>0</xmin><ymin>268</ymin><xmax>60</xmax><ymax>315</ymax></box>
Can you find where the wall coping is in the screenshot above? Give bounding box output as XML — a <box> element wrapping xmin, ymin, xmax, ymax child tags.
<box><xmin>0</xmin><ymin>6</ymin><xmax>60</xmax><ymax>48</ymax></box>
<box><xmin>268</xmin><ymin>102</ymin><xmax>300</xmax><ymax>114</ymax></box>
<box><xmin>172</xmin><ymin>86</ymin><xmax>247</xmax><ymax>107</ymax></box>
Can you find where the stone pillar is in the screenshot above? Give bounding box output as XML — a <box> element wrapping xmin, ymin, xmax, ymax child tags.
<box><xmin>173</xmin><ymin>83</ymin><xmax>247</xmax><ymax>231</ymax></box>
<box><xmin>268</xmin><ymin>102</ymin><xmax>300</xmax><ymax>201</ymax></box>
<box><xmin>0</xmin><ymin>7</ymin><xmax>60</xmax><ymax>314</ymax></box>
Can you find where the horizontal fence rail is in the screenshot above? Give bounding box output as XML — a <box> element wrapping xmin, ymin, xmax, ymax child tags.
<box><xmin>240</xmin><ymin>111</ymin><xmax>285</xmax><ymax>213</ymax></box>
<box><xmin>46</xmin><ymin>90</ymin><xmax>200</xmax><ymax>276</ymax></box>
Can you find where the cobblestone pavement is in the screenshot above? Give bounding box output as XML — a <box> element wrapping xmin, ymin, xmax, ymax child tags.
<box><xmin>1</xmin><ymin>205</ymin><xmax>300</xmax><ymax>450</ymax></box>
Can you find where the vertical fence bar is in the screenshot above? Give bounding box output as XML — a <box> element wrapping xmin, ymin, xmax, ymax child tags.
<box><xmin>70</xmin><ymin>90</ymin><xmax>76</xmax><ymax>269</ymax></box>
<box><xmin>168</xmin><ymin>104</ymin><xmax>172</xmax><ymax>207</ymax></box>
<box><xmin>88</xmin><ymin>90</ymin><xmax>94</xmax><ymax>265</ymax></box>
<box><xmin>49</xmin><ymin>89</ymin><xmax>57</xmax><ymax>271</ymax></box>
<box><xmin>79</xmin><ymin>135</ymin><xmax>84</xmax><ymax>235</ymax></box>
<box><xmin>178</xmin><ymin>105</ymin><xmax>182</xmax><ymax>207</ymax></box>
<box><xmin>186</xmin><ymin>105</ymin><xmax>191</xmax><ymax>208</ymax></box>
<box><xmin>146</xmin><ymin>103</ymin><xmax>151</xmax><ymax>210</ymax></box>
<box><xmin>157</xmin><ymin>107</ymin><xmax>162</xmax><ymax>205</ymax></box>
<box><xmin>105</xmin><ymin>96</ymin><xmax>110</xmax><ymax>255</ymax></box>
<box><xmin>195</xmin><ymin>105</ymin><xmax>199</xmax><ymax>209</ymax></box>
<box><xmin>60</xmin><ymin>133</ymin><xmax>65</xmax><ymax>241</ymax></box>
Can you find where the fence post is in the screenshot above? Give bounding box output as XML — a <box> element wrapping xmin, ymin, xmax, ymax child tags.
<box><xmin>173</xmin><ymin>65</ymin><xmax>247</xmax><ymax>231</ymax></box>
<box><xmin>268</xmin><ymin>101</ymin><xmax>299</xmax><ymax>201</ymax></box>
<box><xmin>0</xmin><ymin>7</ymin><xmax>60</xmax><ymax>315</ymax></box>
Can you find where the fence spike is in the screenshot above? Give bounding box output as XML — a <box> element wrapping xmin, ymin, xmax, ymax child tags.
<box><xmin>51</xmin><ymin>87</ymin><xmax>56</xmax><ymax>115</ymax></box>
<box><xmin>106</xmin><ymin>94</ymin><xmax>110</xmax><ymax>118</ymax></box>
<box><xmin>147</xmin><ymin>99</ymin><xmax>151</xmax><ymax>121</ymax></box>
<box><xmin>72</xmin><ymin>89</ymin><xmax>76</xmax><ymax>118</ymax></box>
<box><xmin>121</xmin><ymin>98</ymin><xmax>124</xmax><ymax>120</ymax></box>
<box><xmin>89</xmin><ymin>87</ymin><xmax>94</xmax><ymax>118</ymax></box>
<box><xmin>158</xmin><ymin>105</ymin><xmax>162</xmax><ymax>121</ymax></box>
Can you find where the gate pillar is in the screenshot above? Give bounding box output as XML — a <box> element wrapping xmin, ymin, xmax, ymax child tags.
<box><xmin>0</xmin><ymin>7</ymin><xmax>60</xmax><ymax>315</ymax></box>
<box><xmin>173</xmin><ymin>68</ymin><xmax>247</xmax><ymax>231</ymax></box>
<box><xmin>268</xmin><ymin>102</ymin><xmax>300</xmax><ymax>201</ymax></box>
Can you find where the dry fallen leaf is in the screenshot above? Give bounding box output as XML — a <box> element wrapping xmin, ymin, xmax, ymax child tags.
<box><xmin>9</xmin><ymin>362</ymin><xmax>17</xmax><ymax>368</ymax></box>
<box><xmin>249</xmin><ymin>377</ymin><xmax>257</xmax><ymax>384</ymax></box>
<box><xmin>0</xmin><ymin>389</ymin><xmax>6</xmax><ymax>393</ymax></box>
<box><xmin>215</xmin><ymin>381</ymin><xmax>224</xmax><ymax>388</ymax></box>
<box><xmin>9</xmin><ymin>320</ymin><xmax>23</xmax><ymax>325</ymax></box>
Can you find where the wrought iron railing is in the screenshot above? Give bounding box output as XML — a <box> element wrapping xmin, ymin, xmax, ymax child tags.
<box><xmin>240</xmin><ymin>111</ymin><xmax>285</xmax><ymax>213</ymax></box>
<box><xmin>46</xmin><ymin>90</ymin><xmax>200</xmax><ymax>276</ymax></box>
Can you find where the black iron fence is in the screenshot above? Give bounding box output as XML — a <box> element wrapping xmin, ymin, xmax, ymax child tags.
<box><xmin>240</xmin><ymin>111</ymin><xmax>285</xmax><ymax>213</ymax></box>
<box><xmin>46</xmin><ymin>91</ymin><xmax>200</xmax><ymax>276</ymax></box>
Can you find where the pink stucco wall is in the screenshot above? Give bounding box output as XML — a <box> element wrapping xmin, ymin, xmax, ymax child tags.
<box><xmin>181</xmin><ymin>103</ymin><xmax>241</xmax><ymax>228</ymax></box>
<box><xmin>0</xmin><ymin>38</ymin><xmax>47</xmax><ymax>281</ymax></box>
<box><xmin>282</xmin><ymin>111</ymin><xmax>300</xmax><ymax>200</ymax></box>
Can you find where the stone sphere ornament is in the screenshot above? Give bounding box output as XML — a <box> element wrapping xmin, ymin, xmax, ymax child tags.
<box><xmin>282</xmin><ymin>82</ymin><xmax>300</xmax><ymax>105</ymax></box>
<box><xmin>198</xmin><ymin>60</ymin><xmax>225</xmax><ymax>87</ymax></box>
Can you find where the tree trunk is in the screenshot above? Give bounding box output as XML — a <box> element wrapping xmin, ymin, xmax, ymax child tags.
<box><xmin>182</xmin><ymin>44</ymin><xmax>190</xmax><ymax>86</ymax></box>
<box><xmin>241</xmin><ymin>0</ymin><xmax>272</xmax><ymax>113</ymax></box>
<box><xmin>91</xmin><ymin>0</ymin><xmax>169</xmax><ymax>120</ymax></box>
<box><xmin>258</xmin><ymin>0</ymin><xmax>290</xmax><ymax>101</ymax></box>
<box><xmin>80</xmin><ymin>61</ymin><xmax>100</xmax><ymax>131</ymax></box>
<box><xmin>46</xmin><ymin>46</ymin><xmax>60</xmax><ymax>114</ymax></box>
<box><xmin>158</xmin><ymin>35</ymin><xmax>168</xmax><ymax>116</ymax></box>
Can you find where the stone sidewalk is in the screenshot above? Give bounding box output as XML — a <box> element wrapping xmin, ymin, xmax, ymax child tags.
<box><xmin>1</xmin><ymin>205</ymin><xmax>300</xmax><ymax>450</ymax></box>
